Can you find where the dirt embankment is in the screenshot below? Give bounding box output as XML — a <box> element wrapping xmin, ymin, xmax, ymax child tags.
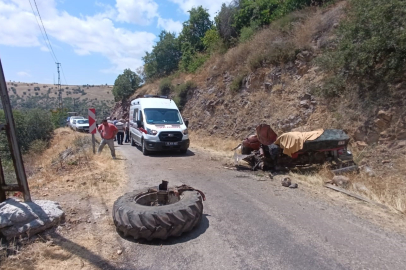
<box><xmin>1</xmin><ymin>128</ymin><xmax>127</xmax><ymax>270</ymax></box>
<box><xmin>111</xmin><ymin>1</ymin><xmax>406</xmax><ymax>213</ymax></box>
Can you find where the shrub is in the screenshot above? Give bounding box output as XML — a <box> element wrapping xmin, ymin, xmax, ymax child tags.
<box><xmin>35</xmin><ymin>92</ymin><xmax>39</xmax><ymax>96</ymax></box>
<box><xmin>29</xmin><ymin>139</ymin><xmax>48</xmax><ymax>155</ymax></box>
<box><xmin>239</xmin><ymin>25</ymin><xmax>257</xmax><ymax>43</ymax></box>
<box><xmin>180</xmin><ymin>53</ymin><xmax>209</xmax><ymax>73</ymax></box>
<box><xmin>311</xmin><ymin>74</ymin><xmax>346</xmax><ymax>97</ymax></box>
<box><xmin>0</xmin><ymin>109</ymin><xmax>54</xmax><ymax>156</ymax></box>
<box><xmin>317</xmin><ymin>0</ymin><xmax>406</xmax><ymax>95</ymax></box>
<box><xmin>230</xmin><ymin>73</ymin><xmax>247</xmax><ymax>92</ymax></box>
<box><xmin>159</xmin><ymin>78</ymin><xmax>173</xmax><ymax>96</ymax></box>
<box><xmin>174</xmin><ymin>81</ymin><xmax>196</xmax><ymax>111</ymax></box>
<box><xmin>187</xmin><ymin>54</ymin><xmax>209</xmax><ymax>73</ymax></box>
<box><xmin>202</xmin><ymin>28</ymin><xmax>221</xmax><ymax>53</ymax></box>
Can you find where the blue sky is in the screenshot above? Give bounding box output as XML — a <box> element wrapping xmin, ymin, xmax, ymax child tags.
<box><xmin>0</xmin><ymin>0</ymin><xmax>223</xmax><ymax>85</ymax></box>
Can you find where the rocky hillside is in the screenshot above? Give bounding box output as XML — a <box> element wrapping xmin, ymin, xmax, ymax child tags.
<box><xmin>112</xmin><ymin>1</ymin><xmax>406</xmax><ymax>212</ymax></box>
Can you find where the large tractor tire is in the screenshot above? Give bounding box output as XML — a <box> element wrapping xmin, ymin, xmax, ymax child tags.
<box><xmin>113</xmin><ymin>188</ymin><xmax>203</xmax><ymax>240</ymax></box>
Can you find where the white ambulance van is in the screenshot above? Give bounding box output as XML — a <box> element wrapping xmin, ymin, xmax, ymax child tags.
<box><xmin>129</xmin><ymin>95</ymin><xmax>190</xmax><ymax>155</ymax></box>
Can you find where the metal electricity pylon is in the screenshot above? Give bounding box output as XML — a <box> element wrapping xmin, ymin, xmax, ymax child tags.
<box><xmin>0</xmin><ymin>58</ymin><xmax>31</xmax><ymax>202</ymax></box>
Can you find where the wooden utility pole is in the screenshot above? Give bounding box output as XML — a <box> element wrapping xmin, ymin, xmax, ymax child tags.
<box><xmin>0</xmin><ymin>58</ymin><xmax>31</xmax><ymax>202</ymax></box>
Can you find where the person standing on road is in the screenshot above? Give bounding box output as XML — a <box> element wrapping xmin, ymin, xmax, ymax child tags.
<box><xmin>124</xmin><ymin>119</ymin><xmax>130</xmax><ymax>143</ymax></box>
<box><xmin>97</xmin><ymin>118</ymin><xmax>118</xmax><ymax>159</ymax></box>
<box><xmin>113</xmin><ymin>117</ymin><xmax>118</xmax><ymax>141</ymax></box>
<box><xmin>116</xmin><ymin>119</ymin><xmax>125</xmax><ymax>145</ymax></box>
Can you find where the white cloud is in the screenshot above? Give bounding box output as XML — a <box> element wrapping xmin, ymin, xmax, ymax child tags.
<box><xmin>0</xmin><ymin>0</ymin><xmax>156</xmax><ymax>74</ymax></box>
<box><xmin>49</xmin><ymin>11</ymin><xmax>156</xmax><ymax>72</ymax></box>
<box><xmin>115</xmin><ymin>0</ymin><xmax>158</xmax><ymax>25</ymax></box>
<box><xmin>17</xmin><ymin>71</ymin><xmax>31</xmax><ymax>77</ymax></box>
<box><xmin>168</xmin><ymin>0</ymin><xmax>222</xmax><ymax>17</ymax></box>
<box><xmin>157</xmin><ymin>17</ymin><xmax>183</xmax><ymax>34</ymax></box>
<box><xmin>0</xmin><ymin>1</ymin><xmax>41</xmax><ymax>46</ymax></box>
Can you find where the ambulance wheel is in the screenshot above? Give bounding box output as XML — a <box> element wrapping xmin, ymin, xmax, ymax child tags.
<box><xmin>142</xmin><ymin>139</ymin><xmax>149</xmax><ymax>155</ymax></box>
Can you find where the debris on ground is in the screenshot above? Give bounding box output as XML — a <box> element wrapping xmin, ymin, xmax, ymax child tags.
<box><xmin>281</xmin><ymin>177</ymin><xmax>291</xmax><ymax>187</ymax></box>
<box><xmin>324</xmin><ymin>184</ymin><xmax>387</xmax><ymax>209</ymax></box>
<box><xmin>289</xmin><ymin>183</ymin><xmax>298</xmax><ymax>189</ymax></box>
<box><xmin>281</xmin><ymin>177</ymin><xmax>298</xmax><ymax>188</ymax></box>
<box><xmin>0</xmin><ymin>198</ymin><xmax>65</xmax><ymax>240</ymax></box>
<box><xmin>328</xmin><ymin>175</ymin><xmax>350</xmax><ymax>188</ymax></box>
<box><xmin>236</xmin><ymin>124</ymin><xmax>356</xmax><ymax>173</ymax></box>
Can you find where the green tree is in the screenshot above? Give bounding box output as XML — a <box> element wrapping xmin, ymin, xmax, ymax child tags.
<box><xmin>112</xmin><ymin>69</ymin><xmax>142</xmax><ymax>101</ymax></box>
<box><xmin>233</xmin><ymin>0</ymin><xmax>279</xmax><ymax>32</ymax></box>
<box><xmin>142</xmin><ymin>31</ymin><xmax>182</xmax><ymax>79</ymax></box>
<box><xmin>202</xmin><ymin>28</ymin><xmax>221</xmax><ymax>52</ymax></box>
<box><xmin>233</xmin><ymin>0</ymin><xmax>324</xmax><ymax>33</ymax></box>
<box><xmin>215</xmin><ymin>3</ymin><xmax>239</xmax><ymax>46</ymax></box>
<box><xmin>179</xmin><ymin>6</ymin><xmax>212</xmax><ymax>53</ymax></box>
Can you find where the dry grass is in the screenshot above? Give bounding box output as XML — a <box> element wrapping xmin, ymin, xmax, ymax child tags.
<box><xmin>1</xmin><ymin>128</ymin><xmax>127</xmax><ymax>270</ymax></box>
<box><xmin>189</xmin><ymin>131</ymin><xmax>240</xmax><ymax>152</ymax></box>
<box><xmin>189</xmin><ymin>131</ymin><xmax>241</xmax><ymax>163</ymax></box>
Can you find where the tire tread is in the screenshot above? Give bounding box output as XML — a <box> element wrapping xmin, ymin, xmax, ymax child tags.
<box><xmin>113</xmin><ymin>189</ymin><xmax>203</xmax><ymax>240</ymax></box>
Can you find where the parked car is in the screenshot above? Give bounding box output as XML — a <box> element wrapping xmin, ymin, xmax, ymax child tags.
<box><xmin>74</xmin><ymin>119</ymin><xmax>89</xmax><ymax>132</ymax></box>
<box><xmin>129</xmin><ymin>95</ymin><xmax>189</xmax><ymax>155</ymax></box>
<box><xmin>69</xmin><ymin>116</ymin><xmax>85</xmax><ymax>129</ymax></box>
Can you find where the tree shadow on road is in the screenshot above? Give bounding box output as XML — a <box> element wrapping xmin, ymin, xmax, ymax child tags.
<box><xmin>117</xmin><ymin>214</ymin><xmax>210</xmax><ymax>246</ymax></box>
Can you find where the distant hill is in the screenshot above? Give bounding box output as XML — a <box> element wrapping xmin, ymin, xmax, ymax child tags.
<box><xmin>4</xmin><ymin>81</ymin><xmax>115</xmax><ymax>119</ymax></box>
<box><xmin>6</xmin><ymin>81</ymin><xmax>114</xmax><ymax>102</ymax></box>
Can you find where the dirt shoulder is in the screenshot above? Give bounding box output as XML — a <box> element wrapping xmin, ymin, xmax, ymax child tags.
<box><xmin>1</xmin><ymin>128</ymin><xmax>127</xmax><ymax>270</ymax></box>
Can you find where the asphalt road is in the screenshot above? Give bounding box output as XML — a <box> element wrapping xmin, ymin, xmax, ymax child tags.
<box><xmin>115</xmin><ymin>144</ymin><xmax>406</xmax><ymax>270</ymax></box>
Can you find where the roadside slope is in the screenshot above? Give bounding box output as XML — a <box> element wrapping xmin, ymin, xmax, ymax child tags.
<box><xmin>1</xmin><ymin>128</ymin><xmax>127</xmax><ymax>270</ymax></box>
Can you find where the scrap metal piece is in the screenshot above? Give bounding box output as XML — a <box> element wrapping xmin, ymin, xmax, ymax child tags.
<box><xmin>233</xmin><ymin>145</ymin><xmax>250</xmax><ymax>165</ymax></box>
<box><xmin>134</xmin><ymin>181</ymin><xmax>206</xmax><ymax>205</ymax></box>
<box><xmin>256</xmin><ymin>124</ymin><xmax>278</xmax><ymax>145</ymax></box>
<box><xmin>331</xmin><ymin>165</ymin><xmax>358</xmax><ymax>175</ymax></box>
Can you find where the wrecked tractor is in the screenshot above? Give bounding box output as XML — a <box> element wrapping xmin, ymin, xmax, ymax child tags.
<box><xmin>237</xmin><ymin>124</ymin><xmax>355</xmax><ymax>171</ymax></box>
<box><xmin>113</xmin><ymin>181</ymin><xmax>205</xmax><ymax>240</ymax></box>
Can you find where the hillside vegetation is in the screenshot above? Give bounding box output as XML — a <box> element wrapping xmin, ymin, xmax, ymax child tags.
<box><xmin>5</xmin><ymin>81</ymin><xmax>115</xmax><ymax>120</ymax></box>
<box><xmin>111</xmin><ymin>0</ymin><xmax>406</xmax><ymax>213</ymax></box>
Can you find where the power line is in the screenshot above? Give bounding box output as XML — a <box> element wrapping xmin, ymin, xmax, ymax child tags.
<box><xmin>28</xmin><ymin>0</ymin><xmax>56</xmax><ymax>63</ymax></box>
<box><xmin>60</xmin><ymin>64</ymin><xmax>69</xmax><ymax>85</ymax></box>
<box><xmin>27</xmin><ymin>0</ymin><xmax>69</xmax><ymax>109</ymax></box>
<box><xmin>31</xmin><ymin>0</ymin><xmax>59</xmax><ymax>63</ymax></box>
